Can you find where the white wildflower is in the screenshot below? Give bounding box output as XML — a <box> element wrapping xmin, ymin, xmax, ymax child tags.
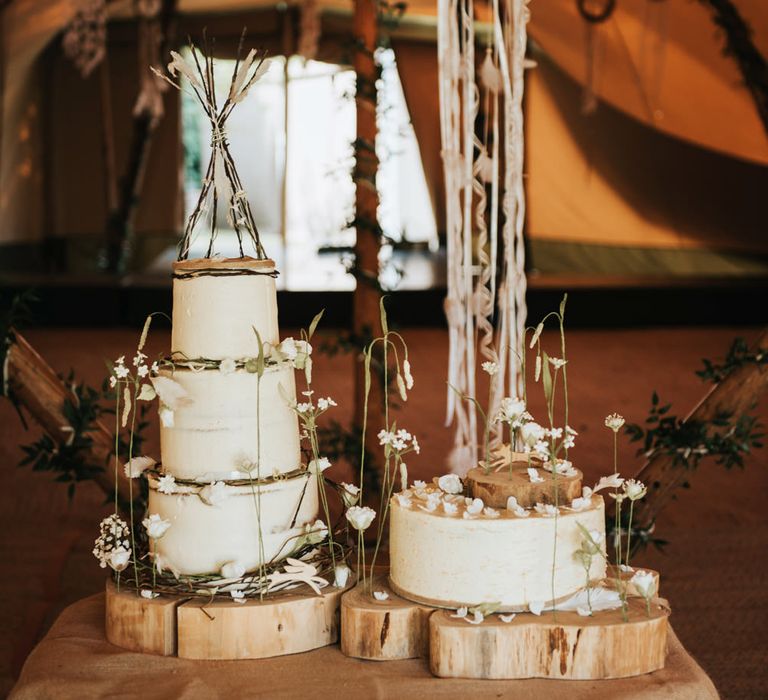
<box><xmin>481</xmin><ymin>361</ymin><xmax>498</xmax><ymax>376</ymax></box>
<box><xmin>483</xmin><ymin>507</ymin><xmax>500</xmax><ymax>519</ymax></box>
<box><xmin>157</xmin><ymin>474</ymin><xmax>176</xmax><ymax>494</ymax></box>
<box><xmin>520</xmin><ymin>421</ymin><xmax>546</xmax><ymax>447</ymax></box>
<box><xmin>150</xmin><ymin>375</ymin><xmax>190</xmax><ymax>410</ymax></box>
<box><xmin>317</xmin><ymin>396</ymin><xmax>337</xmax><ymax>411</ymax></box>
<box><xmin>413</xmin><ymin>480</ymin><xmax>426</xmax><ymax>489</ymax></box>
<box><xmin>623</xmin><ymin>479</ymin><xmax>647</xmax><ymax>501</ymax></box>
<box><xmin>339</xmin><ymin>482</ymin><xmax>360</xmax><ymax>507</ymax></box>
<box><xmin>450</xmin><ymin>606</ymin><xmax>469</xmax><ymax>619</ymax></box>
<box><xmin>108</xmin><ymin>547</ymin><xmax>131</xmax><ymax>572</ymax></box>
<box><xmin>548</xmin><ymin>357</ymin><xmax>567</xmax><ymax>369</ymax></box>
<box><xmin>124</xmin><ymin>456</ymin><xmax>156</xmax><ymax>478</ymax></box>
<box><xmin>199</xmin><ymin>481</ymin><xmax>234</xmax><ymax>507</ymax></box>
<box><xmin>221</xmin><ymin>561</ymin><xmax>246</xmax><ymax>579</ymax></box>
<box><xmin>296</xmin><ymin>402</ymin><xmax>313</xmax><ymax>414</ymax></box>
<box><xmin>395</xmin><ymin>493</ymin><xmax>412</xmax><ymax>508</ymax></box>
<box><xmin>373</xmin><ymin>591</ymin><xmax>389</xmax><ymax>601</ymax></box>
<box><xmin>594</xmin><ymin>473</ymin><xmax>624</xmax><ymax>493</ymax></box>
<box><xmin>308</xmin><ymin>457</ymin><xmax>331</xmax><ymax>476</ymax></box>
<box><xmin>114</xmin><ymin>365</ymin><xmax>129</xmax><ymax>379</ymax></box>
<box><xmin>443</xmin><ymin>501</ymin><xmax>458</xmax><ymax>515</ymax></box>
<box><xmin>142</xmin><ymin>513</ymin><xmax>171</xmax><ymax>539</ymax></box>
<box><xmin>631</xmin><ymin>570</ymin><xmax>657</xmax><ymax>599</ymax></box>
<box><xmin>499</xmin><ymin>614</ymin><xmax>516</xmax><ymax>623</ymax></box>
<box><xmin>534</xmin><ymin>502</ymin><xmax>558</xmax><ymax>517</ymax></box>
<box><xmin>140</xmin><ymin>590</ymin><xmax>159</xmax><ymax>599</ymax></box>
<box><xmin>605</xmin><ymin>413</ymin><xmax>626</xmax><ymax>432</ymax></box>
<box><xmin>464</xmin><ymin>498</ymin><xmax>484</xmax><ymax>516</ymax></box>
<box><xmin>334</xmin><ymin>564</ymin><xmax>351</xmax><ymax>588</ymax></box>
<box><xmin>346</xmin><ymin>506</ymin><xmax>376</xmax><ymax>531</ymax></box>
<box><xmin>529</xmin><ymin>600</ymin><xmax>545</xmax><ymax>615</ymax></box>
<box><xmin>219</xmin><ymin>357</ymin><xmax>237</xmax><ymax>375</ymax></box>
<box><xmin>304</xmin><ymin>519</ymin><xmax>329</xmax><ymax>545</ymax></box>
<box><xmin>527</xmin><ymin>467</ymin><xmax>544</xmax><ymax>483</ymax></box>
<box><xmin>437</xmin><ymin>473</ymin><xmax>463</xmax><ymax>495</ymax></box>
<box><xmin>137</xmin><ymin>364</ymin><xmax>149</xmax><ymax>378</ymax></box>
<box><xmin>496</xmin><ymin>396</ymin><xmax>526</xmax><ymax>424</ymax></box>
<box><xmin>506</xmin><ymin>496</ymin><xmax>530</xmax><ymax>518</ymax></box>
<box><xmin>230</xmin><ymin>590</ymin><xmax>246</xmax><ymax>604</ymax></box>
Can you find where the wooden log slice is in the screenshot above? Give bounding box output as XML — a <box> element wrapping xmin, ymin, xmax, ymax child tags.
<box><xmin>341</xmin><ymin>575</ymin><xmax>434</xmax><ymax>660</ymax></box>
<box><xmin>176</xmin><ymin>582</ymin><xmax>349</xmax><ymax>660</ymax></box>
<box><xmin>429</xmin><ymin>597</ymin><xmax>669</xmax><ymax>680</ymax></box>
<box><xmin>105</xmin><ymin>580</ymin><xmax>185</xmax><ymax>656</ymax></box>
<box><xmin>466</xmin><ymin>465</ymin><xmax>582</xmax><ymax>508</ymax></box>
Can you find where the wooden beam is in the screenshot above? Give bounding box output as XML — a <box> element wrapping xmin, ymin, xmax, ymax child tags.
<box><xmin>5</xmin><ymin>331</ymin><xmax>131</xmax><ymax>507</ymax></box>
<box><xmin>352</xmin><ymin>0</ymin><xmax>384</xmax><ymax>492</ymax></box>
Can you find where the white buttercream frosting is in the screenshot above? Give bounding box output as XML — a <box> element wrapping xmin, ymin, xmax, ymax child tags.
<box><xmin>147</xmin><ymin>472</ymin><xmax>319</xmax><ymax>575</ymax></box>
<box><xmin>389</xmin><ymin>488</ymin><xmax>607</xmax><ymax>611</ymax></box>
<box><xmin>159</xmin><ymin>364</ymin><xmax>301</xmax><ymax>481</ymax></box>
<box><xmin>171</xmin><ymin>258</ymin><xmax>279</xmax><ymax>359</ymax></box>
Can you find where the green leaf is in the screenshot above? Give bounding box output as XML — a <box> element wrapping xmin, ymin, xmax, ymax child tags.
<box><xmin>559</xmin><ymin>293</ymin><xmax>568</xmax><ymax>320</ymax></box>
<box><xmin>307</xmin><ymin>309</ymin><xmax>324</xmax><ymax>340</ymax></box>
<box><xmin>252</xmin><ymin>327</ymin><xmax>265</xmax><ymax>377</ymax></box>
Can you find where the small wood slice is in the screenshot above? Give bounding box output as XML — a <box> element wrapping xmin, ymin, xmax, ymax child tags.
<box><xmin>105</xmin><ymin>579</ymin><xmax>350</xmax><ymax>660</ymax></box>
<box><xmin>466</xmin><ymin>465</ymin><xmax>582</xmax><ymax>508</ymax></box>
<box><xmin>177</xmin><ymin>583</ymin><xmax>349</xmax><ymax>660</ymax></box>
<box><xmin>429</xmin><ymin>597</ymin><xmax>670</xmax><ymax>680</ymax></box>
<box><xmin>341</xmin><ymin>575</ymin><xmax>433</xmax><ymax>660</ymax></box>
<box><xmin>105</xmin><ymin>581</ymin><xmax>185</xmax><ymax>656</ymax></box>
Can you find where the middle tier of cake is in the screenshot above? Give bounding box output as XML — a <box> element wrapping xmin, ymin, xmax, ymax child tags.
<box><xmin>147</xmin><ymin>472</ymin><xmax>320</xmax><ymax>575</ymax></box>
<box><xmin>159</xmin><ymin>363</ymin><xmax>301</xmax><ymax>481</ymax></box>
<box><xmin>389</xmin><ymin>487</ymin><xmax>607</xmax><ymax>612</ymax></box>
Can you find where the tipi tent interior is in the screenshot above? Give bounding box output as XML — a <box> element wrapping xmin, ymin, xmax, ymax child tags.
<box><xmin>0</xmin><ymin>0</ymin><xmax>766</xmax><ymax>698</ymax></box>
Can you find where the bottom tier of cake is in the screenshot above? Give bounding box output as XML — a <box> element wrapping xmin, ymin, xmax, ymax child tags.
<box><xmin>147</xmin><ymin>472</ymin><xmax>320</xmax><ymax>576</ymax></box>
<box><xmin>389</xmin><ymin>486</ymin><xmax>606</xmax><ymax>611</ymax></box>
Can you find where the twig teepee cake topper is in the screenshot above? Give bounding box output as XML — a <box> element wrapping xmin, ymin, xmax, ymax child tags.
<box><xmin>152</xmin><ymin>34</ymin><xmax>271</xmax><ymax>261</ymax></box>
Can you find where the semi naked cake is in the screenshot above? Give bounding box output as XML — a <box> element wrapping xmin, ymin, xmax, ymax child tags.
<box><xmin>147</xmin><ymin>257</ymin><xmax>319</xmax><ymax>576</ymax></box>
<box><xmin>389</xmin><ymin>458</ymin><xmax>608</xmax><ymax>612</ymax></box>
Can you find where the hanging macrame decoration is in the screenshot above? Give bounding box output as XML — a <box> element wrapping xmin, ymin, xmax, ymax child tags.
<box><xmin>62</xmin><ymin>0</ymin><xmax>107</xmax><ymax>78</ymax></box>
<box><xmin>152</xmin><ymin>43</ymin><xmax>271</xmax><ymax>260</ymax></box>
<box><xmin>438</xmin><ymin>0</ymin><xmax>530</xmax><ymax>474</ymax></box>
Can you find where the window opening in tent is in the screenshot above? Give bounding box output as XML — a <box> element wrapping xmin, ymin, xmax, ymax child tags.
<box><xmin>179</xmin><ymin>47</ymin><xmax>439</xmax><ymax>291</ymax></box>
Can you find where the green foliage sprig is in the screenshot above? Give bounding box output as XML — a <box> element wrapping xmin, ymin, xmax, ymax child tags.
<box><xmin>695</xmin><ymin>337</ymin><xmax>767</xmax><ymax>384</ymax></box>
<box><xmin>624</xmin><ymin>391</ymin><xmax>764</xmax><ymax>472</ymax></box>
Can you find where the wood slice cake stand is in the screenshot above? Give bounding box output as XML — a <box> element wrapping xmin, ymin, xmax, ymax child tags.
<box><xmin>106</xmin><ymin>579</ymin><xmax>351</xmax><ymax>660</ymax></box>
<box><xmin>341</xmin><ymin>569</ymin><xmax>669</xmax><ymax>680</ymax></box>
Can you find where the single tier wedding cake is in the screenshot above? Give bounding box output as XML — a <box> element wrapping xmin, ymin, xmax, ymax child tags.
<box><xmin>389</xmin><ymin>462</ymin><xmax>607</xmax><ymax>612</ymax></box>
<box><xmin>147</xmin><ymin>257</ymin><xmax>320</xmax><ymax>576</ymax></box>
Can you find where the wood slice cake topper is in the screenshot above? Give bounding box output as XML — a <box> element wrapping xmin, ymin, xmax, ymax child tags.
<box><xmin>466</xmin><ymin>465</ymin><xmax>582</xmax><ymax>508</ymax></box>
<box><xmin>105</xmin><ymin>579</ymin><xmax>351</xmax><ymax>660</ymax></box>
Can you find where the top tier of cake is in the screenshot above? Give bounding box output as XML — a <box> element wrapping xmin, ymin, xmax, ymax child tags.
<box><xmin>171</xmin><ymin>257</ymin><xmax>279</xmax><ymax>360</ymax></box>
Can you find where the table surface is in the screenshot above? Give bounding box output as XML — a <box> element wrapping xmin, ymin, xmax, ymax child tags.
<box><xmin>10</xmin><ymin>593</ymin><xmax>719</xmax><ymax>700</ymax></box>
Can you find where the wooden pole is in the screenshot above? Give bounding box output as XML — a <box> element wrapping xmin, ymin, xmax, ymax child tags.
<box><xmin>628</xmin><ymin>328</ymin><xmax>768</xmax><ymax>532</ymax></box>
<box><xmin>105</xmin><ymin>0</ymin><xmax>177</xmax><ymax>273</ymax></box>
<box><xmin>352</xmin><ymin>0</ymin><xmax>384</xmax><ymax>490</ymax></box>
<box><xmin>5</xmin><ymin>331</ymin><xmax>131</xmax><ymax>508</ymax></box>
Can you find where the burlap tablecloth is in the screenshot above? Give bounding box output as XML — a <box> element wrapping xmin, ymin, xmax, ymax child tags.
<box><xmin>10</xmin><ymin>593</ymin><xmax>718</xmax><ymax>699</ymax></box>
